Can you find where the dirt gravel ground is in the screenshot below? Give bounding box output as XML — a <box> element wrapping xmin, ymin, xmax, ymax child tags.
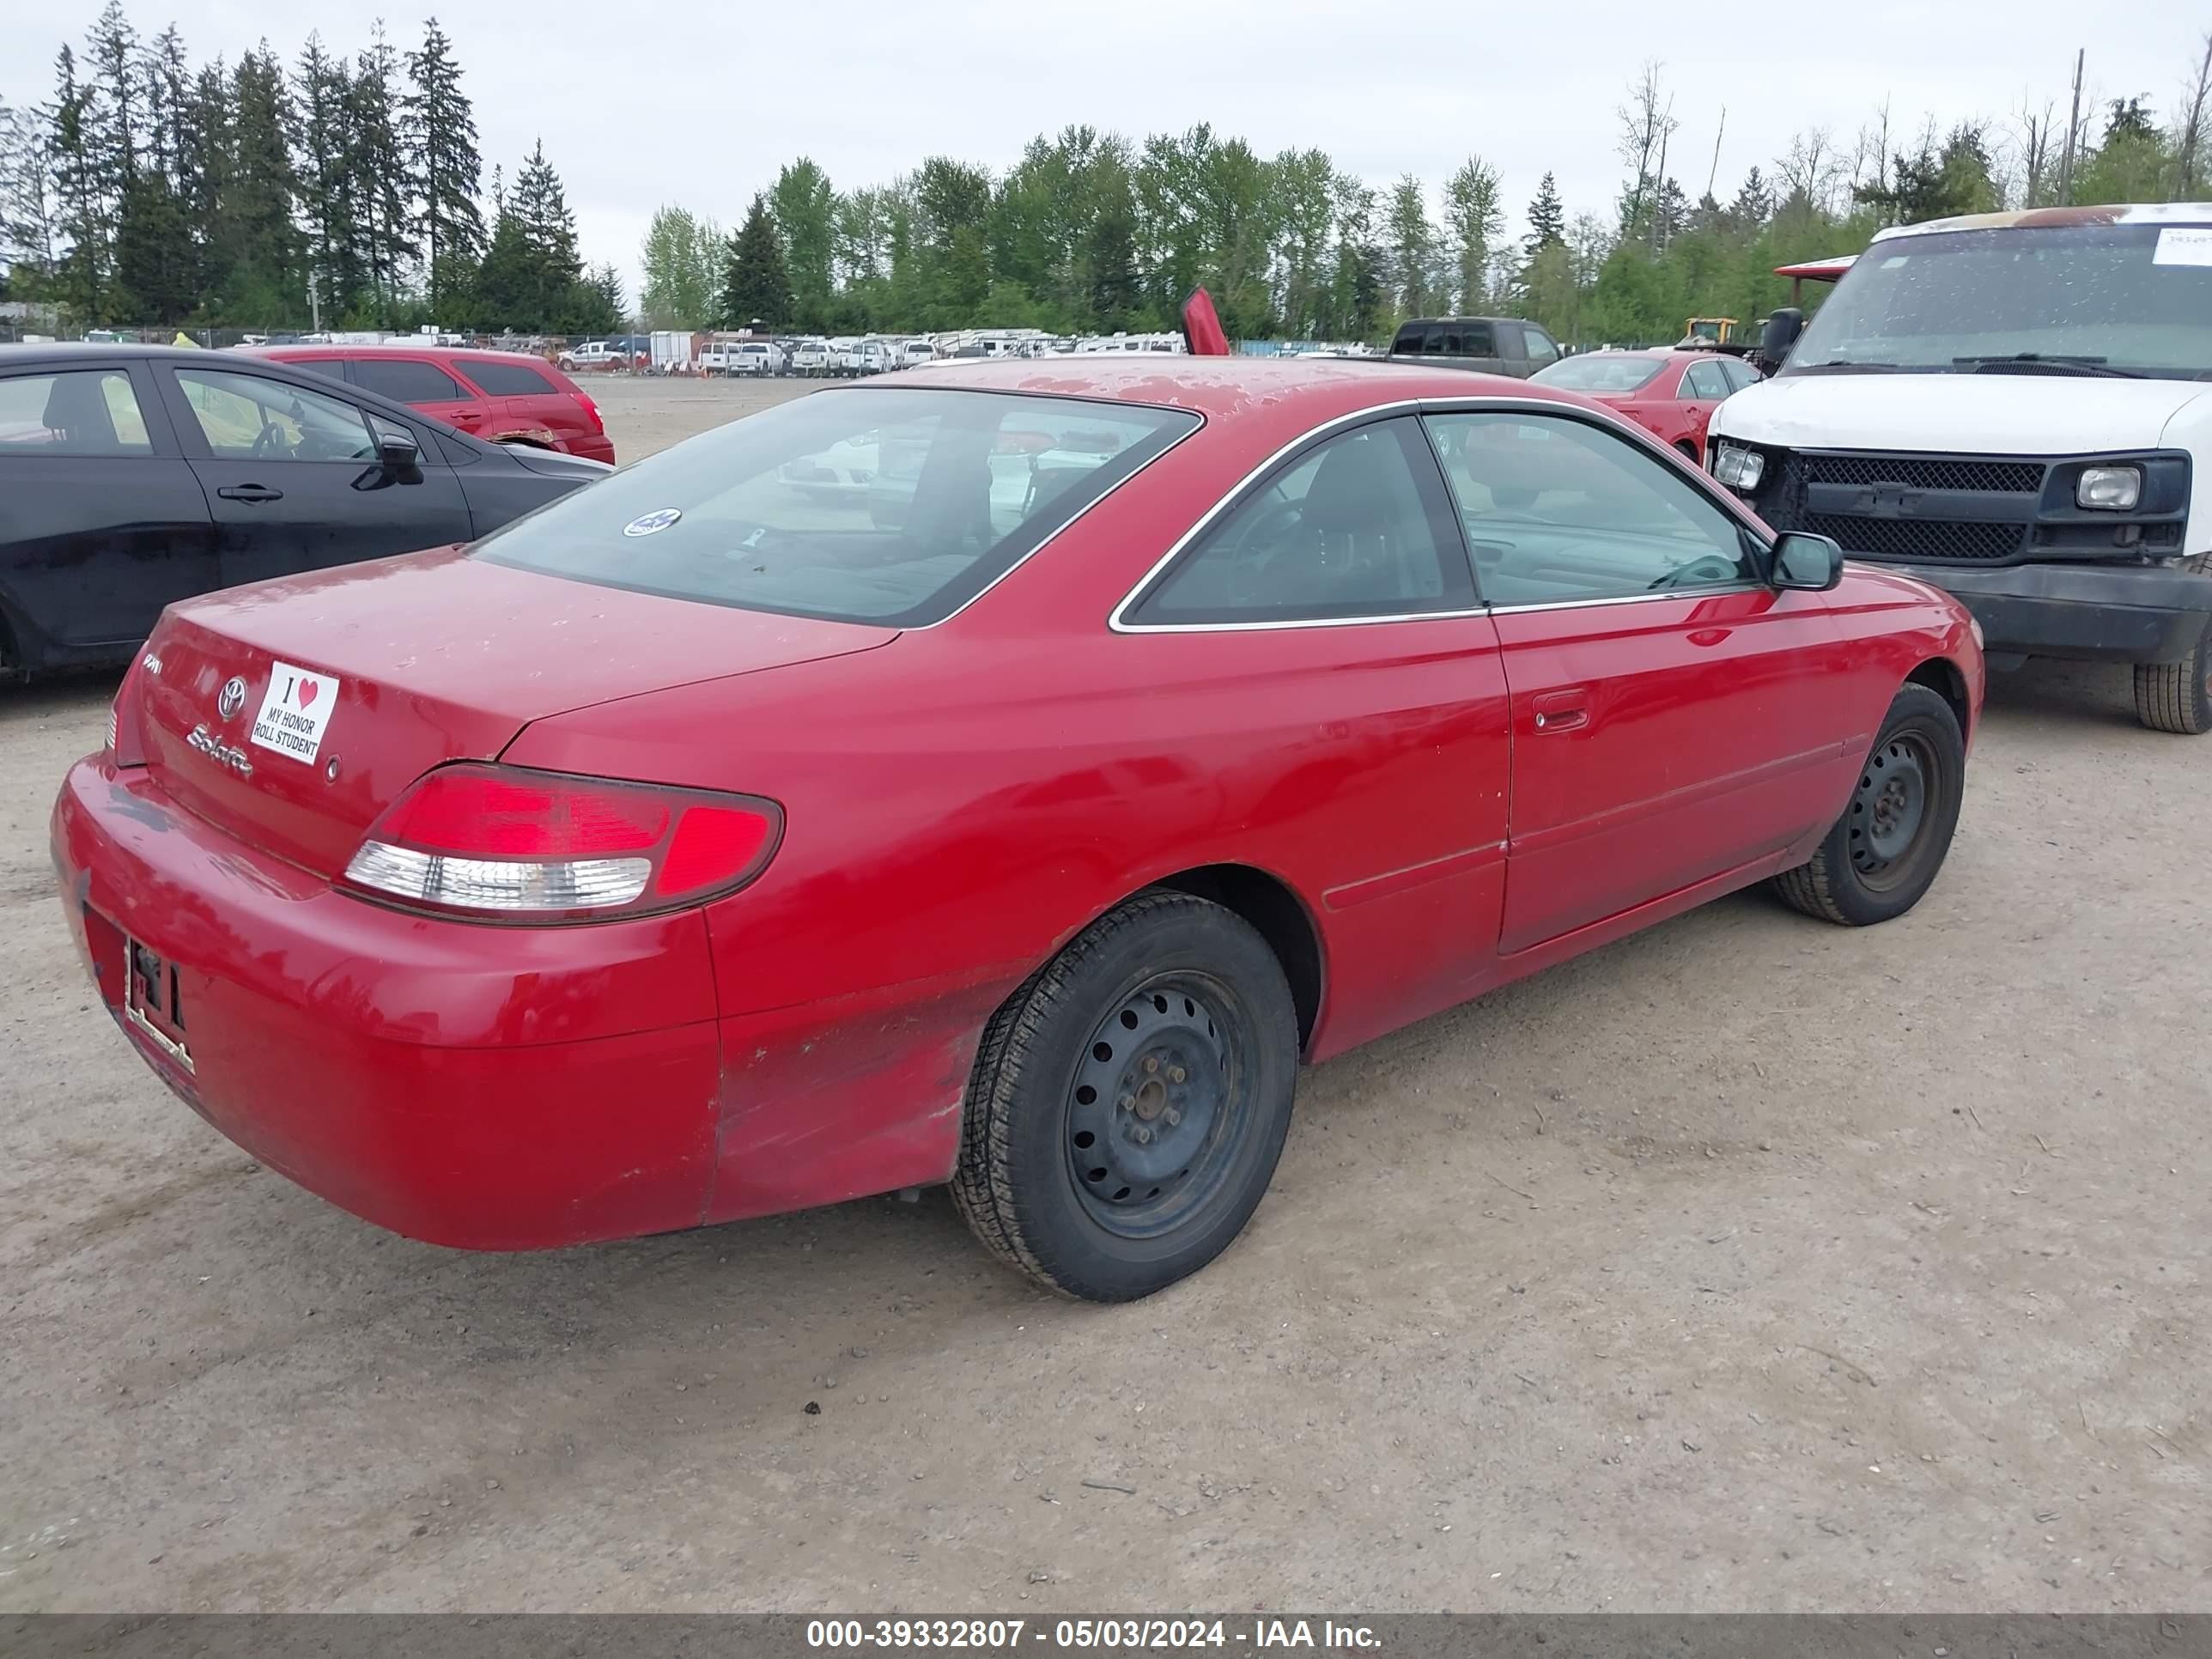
<box><xmin>3</xmin><ymin>377</ymin><xmax>2207</xmax><ymax>1614</ymax></box>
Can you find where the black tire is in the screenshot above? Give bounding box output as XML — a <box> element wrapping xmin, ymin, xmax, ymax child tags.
<box><xmin>2131</xmin><ymin>556</ymin><xmax>2212</xmax><ymax>735</ymax></box>
<box><xmin>1771</xmin><ymin>683</ymin><xmax>1965</xmax><ymax>927</ymax></box>
<box><xmin>951</xmin><ymin>890</ymin><xmax>1299</xmax><ymax>1301</ymax></box>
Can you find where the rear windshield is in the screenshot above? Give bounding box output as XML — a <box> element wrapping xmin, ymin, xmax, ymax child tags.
<box><xmin>474</xmin><ymin>387</ymin><xmax>1200</xmax><ymax>626</ymax></box>
<box><xmin>1532</xmin><ymin>355</ymin><xmax>1668</xmax><ymax>392</ymax></box>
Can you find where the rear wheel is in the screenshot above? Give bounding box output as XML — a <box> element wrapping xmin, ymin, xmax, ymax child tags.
<box><xmin>951</xmin><ymin>891</ymin><xmax>1299</xmax><ymax>1301</ymax></box>
<box><xmin>1771</xmin><ymin>683</ymin><xmax>1965</xmax><ymax>926</ymax></box>
<box><xmin>2131</xmin><ymin>557</ymin><xmax>2212</xmax><ymax>734</ymax></box>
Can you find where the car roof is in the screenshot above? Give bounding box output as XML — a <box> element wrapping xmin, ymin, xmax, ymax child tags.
<box><xmin>241</xmin><ymin>343</ymin><xmax>556</xmax><ymax>368</ymax></box>
<box><xmin>871</xmin><ymin>356</ymin><xmax>1588</xmax><ymax>422</ymax></box>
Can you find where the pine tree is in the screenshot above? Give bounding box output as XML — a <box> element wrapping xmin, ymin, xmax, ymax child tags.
<box><xmin>720</xmin><ymin>193</ymin><xmax>792</xmax><ymax>326</ymax></box>
<box><xmin>295</xmin><ymin>33</ymin><xmax>363</xmax><ymax>319</ymax></box>
<box><xmin>404</xmin><ymin>18</ymin><xmax>483</xmax><ymax>318</ymax></box>
<box><xmin>221</xmin><ymin>46</ymin><xmax>306</xmax><ymax>323</ymax></box>
<box><xmin>1387</xmin><ymin>174</ymin><xmax>1435</xmax><ymax>319</ymax></box>
<box><xmin>1524</xmin><ymin>172</ymin><xmax>1566</xmax><ymax>255</ymax></box>
<box><xmin>507</xmin><ymin>137</ymin><xmax>580</xmax><ymax>329</ymax></box>
<box><xmin>349</xmin><ymin>23</ymin><xmax>416</xmax><ymax>320</ymax></box>
<box><xmin>86</xmin><ymin>0</ymin><xmax>141</xmax><ymax>192</ymax></box>
<box><xmin>47</xmin><ymin>46</ymin><xmax>109</xmax><ymax>321</ymax></box>
<box><xmin>114</xmin><ymin>169</ymin><xmax>193</xmax><ymax>322</ymax></box>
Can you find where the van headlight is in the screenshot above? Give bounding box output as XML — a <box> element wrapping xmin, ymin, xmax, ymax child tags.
<box><xmin>2076</xmin><ymin>465</ymin><xmax>2142</xmax><ymax>510</ymax></box>
<box><xmin>1711</xmin><ymin>443</ymin><xmax>1765</xmax><ymax>491</ymax></box>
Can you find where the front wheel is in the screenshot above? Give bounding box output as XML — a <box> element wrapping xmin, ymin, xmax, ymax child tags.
<box><xmin>2131</xmin><ymin>560</ymin><xmax>2212</xmax><ymax>734</ymax></box>
<box><xmin>951</xmin><ymin>891</ymin><xmax>1299</xmax><ymax>1301</ymax></box>
<box><xmin>1771</xmin><ymin>682</ymin><xmax>1965</xmax><ymax>926</ymax></box>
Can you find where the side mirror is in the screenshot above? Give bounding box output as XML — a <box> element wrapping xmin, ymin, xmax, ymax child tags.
<box><xmin>374</xmin><ymin>423</ymin><xmax>422</xmax><ymax>477</ymax></box>
<box><xmin>1771</xmin><ymin>531</ymin><xmax>1844</xmax><ymax>592</ymax></box>
<box><xmin>1762</xmin><ymin>307</ymin><xmax>1804</xmax><ymax>364</ymax></box>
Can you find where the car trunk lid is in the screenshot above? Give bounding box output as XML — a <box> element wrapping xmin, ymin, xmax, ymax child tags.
<box><xmin>137</xmin><ymin>547</ymin><xmax>895</xmax><ymax>878</ymax></box>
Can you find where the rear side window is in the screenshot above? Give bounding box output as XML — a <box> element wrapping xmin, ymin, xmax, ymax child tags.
<box><xmin>1682</xmin><ymin>361</ymin><xmax>1732</xmax><ymax>399</ymax></box>
<box><xmin>0</xmin><ymin>369</ymin><xmax>152</xmax><ymax>455</ymax></box>
<box><xmin>350</xmin><ymin>356</ymin><xmax>467</xmax><ymax>404</ymax></box>
<box><xmin>1391</xmin><ymin>324</ymin><xmax>1434</xmax><ymax>356</ymax></box>
<box><xmin>1465</xmin><ymin>322</ymin><xmax>1497</xmax><ymax>356</ymax></box>
<box><xmin>475</xmin><ymin>387</ymin><xmax>1198</xmax><ymax>626</ymax></box>
<box><xmin>1127</xmin><ymin>418</ymin><xmax>1474</xmax><ymax>626</ymax></box>
<box><xmin>462</xmin><ymin>359</ymin><xmax>557</xmax><ymax>396</ymax></box>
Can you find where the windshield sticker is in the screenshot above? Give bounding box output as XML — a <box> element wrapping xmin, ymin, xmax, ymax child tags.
<box><xmin>2152</xmin><ymin>228</ymin><xmax>2212</xmax><ymax>267</ymax></box>
<box><xmin>623</xmin><ymin>508</ymin><xmax>683</xmax><ymax>537</ymax></box>
<box><xmin>1880</xmin><ymin>254</ymin><xmax>1910</xmax><ymax>268</ymax></box>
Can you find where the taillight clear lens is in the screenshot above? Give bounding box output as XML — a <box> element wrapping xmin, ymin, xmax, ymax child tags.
<box><xmin>342</xmin><ymin>764</ymin><xmax>780</xmax><ymax>921</ymax></box>
<box><xmin>108</xmin><ymin>659</ymin><xmax>149</xmax><ymax>767</ymax></box>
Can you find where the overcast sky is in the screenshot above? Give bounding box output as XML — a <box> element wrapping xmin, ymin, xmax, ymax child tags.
<box><xmin>6</xmin><ymin>0</ymin><xmax>2207</xmax><ymax>301</ymax></box>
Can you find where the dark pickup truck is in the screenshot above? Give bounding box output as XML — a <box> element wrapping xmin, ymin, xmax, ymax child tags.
<box><xmin>1386</xmin><ymin>317</ymin><xmax>1564</xmax><ymax>377</ymax></box>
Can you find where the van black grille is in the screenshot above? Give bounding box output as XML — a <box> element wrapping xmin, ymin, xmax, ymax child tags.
<box><xmin>1798</xmin><ymin>454</ymin><xmax>2046</xmax><ymax>495</ymax></box>
<box><xmin>1758</xmin><ymin>450</ymin><xmax>2047</xmax><ymax>566</ymax></box>
<box><xmin>1801</xmin><ymin>513</ymin><xmax>2030</xmax><ymax>562</ymax></box>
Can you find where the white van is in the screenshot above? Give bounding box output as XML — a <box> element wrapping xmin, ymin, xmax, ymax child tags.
<box><xmin>1711</xmin><ymin>204</ymin><xmax>2212</xmax><ymax>733</ymax></box>
<box><xmin>842</xmin><ymin>340</ymin><xmax>892</xmax><ymax>376</ymax></box>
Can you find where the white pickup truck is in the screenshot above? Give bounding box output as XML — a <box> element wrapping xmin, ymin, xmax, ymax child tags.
<box><xmin>1711</xmin><ymin>204</ymin><xmax>2212</xmax><ymax>732</ymax></box>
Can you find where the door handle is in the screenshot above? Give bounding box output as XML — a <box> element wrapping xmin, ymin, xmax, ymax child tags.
<box><xmin>217</xmin><ymin>484</ymin><xmax>284</xmax><ymax>503</ymax></box>
<box><xmin>1533</xmin><ymin>690</ymin><xmax>1590</xmax><ymax>734</ymax></box>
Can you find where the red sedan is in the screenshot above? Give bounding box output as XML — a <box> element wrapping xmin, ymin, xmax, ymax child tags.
<box><xmin>52</xmin><ymin>359</ymin><xmax>1982</xmax><ymax>1301</ymax></box>
<box><xmin>244</xmin><ymin>343</ymin><xmax>617</xmax><ymax>465</ymax></box>
<box><xmin>1532</xmin><ymin>348</ymin><xmax>1759</xmax><ymax>462</ymax></box>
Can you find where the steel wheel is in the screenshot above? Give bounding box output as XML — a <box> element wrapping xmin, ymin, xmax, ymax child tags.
<box><xmin>1065</xmin><ymin>973</ymin><xmax>1247</xmax><ymax>1239</ymax></box>
<box><xmin>1848</xmin><ymin>731</ymin><xmax>1940</xmax><ymax>890</ymax></box>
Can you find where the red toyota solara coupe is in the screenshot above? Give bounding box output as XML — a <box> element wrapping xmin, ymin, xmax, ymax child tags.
<box><xmin>53</xmin><ymin>358</ymin><xmax>1983</xmax><ymax>1301</ymax></box>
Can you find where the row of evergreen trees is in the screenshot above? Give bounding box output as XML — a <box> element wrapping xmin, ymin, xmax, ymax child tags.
<box><xmin>0</xmin><ymin>3</ymin><xmax>622</xmax><ymax>333</ymax></box>
<box><xmin>662</xmin><ymin>38</ymin><xmax>2212</xmax><ymax>346</ymax></box>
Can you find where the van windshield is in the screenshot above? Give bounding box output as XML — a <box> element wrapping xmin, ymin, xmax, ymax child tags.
<box><xmin>1784</xmin><ymin>221</ymin><xmax>2212</xmax><ymax>380</ymax></box>
<box><xmin>474</xmin><ymin>387</ymin><xmax>1199</xmax><ymax>626</ymax></box>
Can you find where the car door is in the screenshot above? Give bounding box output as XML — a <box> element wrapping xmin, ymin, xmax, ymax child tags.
<box><xmin>343</xmin><ymin>353</ymin><xmax>491</xmax><ymax>440</ymax></box>
<box><xmin>1114</xmin><ymin>416</ymin><xmax>1512</xmax><ymax>1051</ymax></box>
<box><xmin>1424</xmin><ymin>408</ymin><xmax>1853</xmax><ymax>957</ymax></box>
<box><xmin>1676</xmin><ymin>359</ymin><xmax>1733</xmax><ymax>459</ymax></box>
<box><xmin>0</xmin><ymin>358</ymin><xmax>216</xmax><ymax>659</ymax></box>
<box><xmin>157</xmin><ymin>362</ymin><xmax>476</xmax><ymax>590</ymax></box>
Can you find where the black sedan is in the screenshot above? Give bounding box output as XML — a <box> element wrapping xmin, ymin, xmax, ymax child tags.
<box><xmin>0</xmin><ymin>343</ymin><xmax>608</xmax><ymax>673</ymax></box>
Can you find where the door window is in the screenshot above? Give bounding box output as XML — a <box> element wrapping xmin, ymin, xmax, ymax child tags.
<box><xmin>1127</xmin><ymin>419</ymin><xmax>1474</xmax><ymax>625</ymax></box>
<box><xmin>1720</xmin><ymin>357</ymin><xmax>1762</xmax><ymax>391</ymax></box>
<box><xmin>175</xmin><ymin>368</ymin><xmax>376</xmax><ymax>461</ymax></box>
<box><xmin>1522</xmin><ymin>326</ymin><xmax>1560</xmax><ymax>366</ymax></box>
<box><xmin>461</xmin><ymin>359</ymin><xmax>557</xmax><ymax>396</ymax></box>
<box><xmin>349</xmin><ymin>356</ymin><xmax>468</xmax><ymax>404</ymax></box>
<box><xmin>0</xmin><ymin>369</ymin><xmax>152</xmax><ymax>455</ymax></box>
<box><xmin>1681</xmin><ymin>361</ymin><xmax>1730</xmax><ymax>399</ymax></box>
<box><xmin>1423</xmin><ymin>412</ymin><xmax>1757</xmax><ymax>606</ymax></box>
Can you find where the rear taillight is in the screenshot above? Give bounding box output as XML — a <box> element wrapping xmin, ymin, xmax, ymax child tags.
<box><xmin>572</xmin><ymin>392</ymin><xmax>604</xmax><ymax>433</ymax></box>
<box><xmin>109</xmin><ymin>658</ymin><xmax>149</xmax><ymax>768</ymax></box>
<box><xmin>341</xmin><ymin>763</ymin><xmax>781</xmax><ymax>922</ymax></box>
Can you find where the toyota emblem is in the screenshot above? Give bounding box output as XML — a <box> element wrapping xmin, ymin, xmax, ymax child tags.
<box><xmin>217</xmin><ymin>676</ymin><xmax>248</xmax><ymax>721</ymax></box>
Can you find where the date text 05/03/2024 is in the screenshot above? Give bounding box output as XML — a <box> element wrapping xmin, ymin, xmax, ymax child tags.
<box><xmin>804</xmin><ymin>1620</ymin><xmax>1383</xmax><ymax>1650</ymax></box>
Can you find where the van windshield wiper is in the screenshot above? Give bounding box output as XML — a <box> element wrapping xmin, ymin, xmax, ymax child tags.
<box><xmin>1792</xmin><ymin>360</ymin><xmax>1901</xmax><ymax>374</ymax></box>
<box><xmin>1954</xmin><ymin>353</ymin><xmax>2143</xmax><ymax>379</ymax></box>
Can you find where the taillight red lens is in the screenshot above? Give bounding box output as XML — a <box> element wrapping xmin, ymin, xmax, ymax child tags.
<box><xmin>342</xmin><ymin>763</ymin><xmax>781</xmax><ymax>922</ymax></box>
<box><xmin>573</xmin><ymin>392</ymin><xmax>604</xmax><ymax>433</ymax></box>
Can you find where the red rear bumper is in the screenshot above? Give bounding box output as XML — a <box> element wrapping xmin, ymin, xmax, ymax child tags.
<box><xmin>51</xmin><ymin>756</ymin><xmax>721</xmax><ymax>1249</ymax></box>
